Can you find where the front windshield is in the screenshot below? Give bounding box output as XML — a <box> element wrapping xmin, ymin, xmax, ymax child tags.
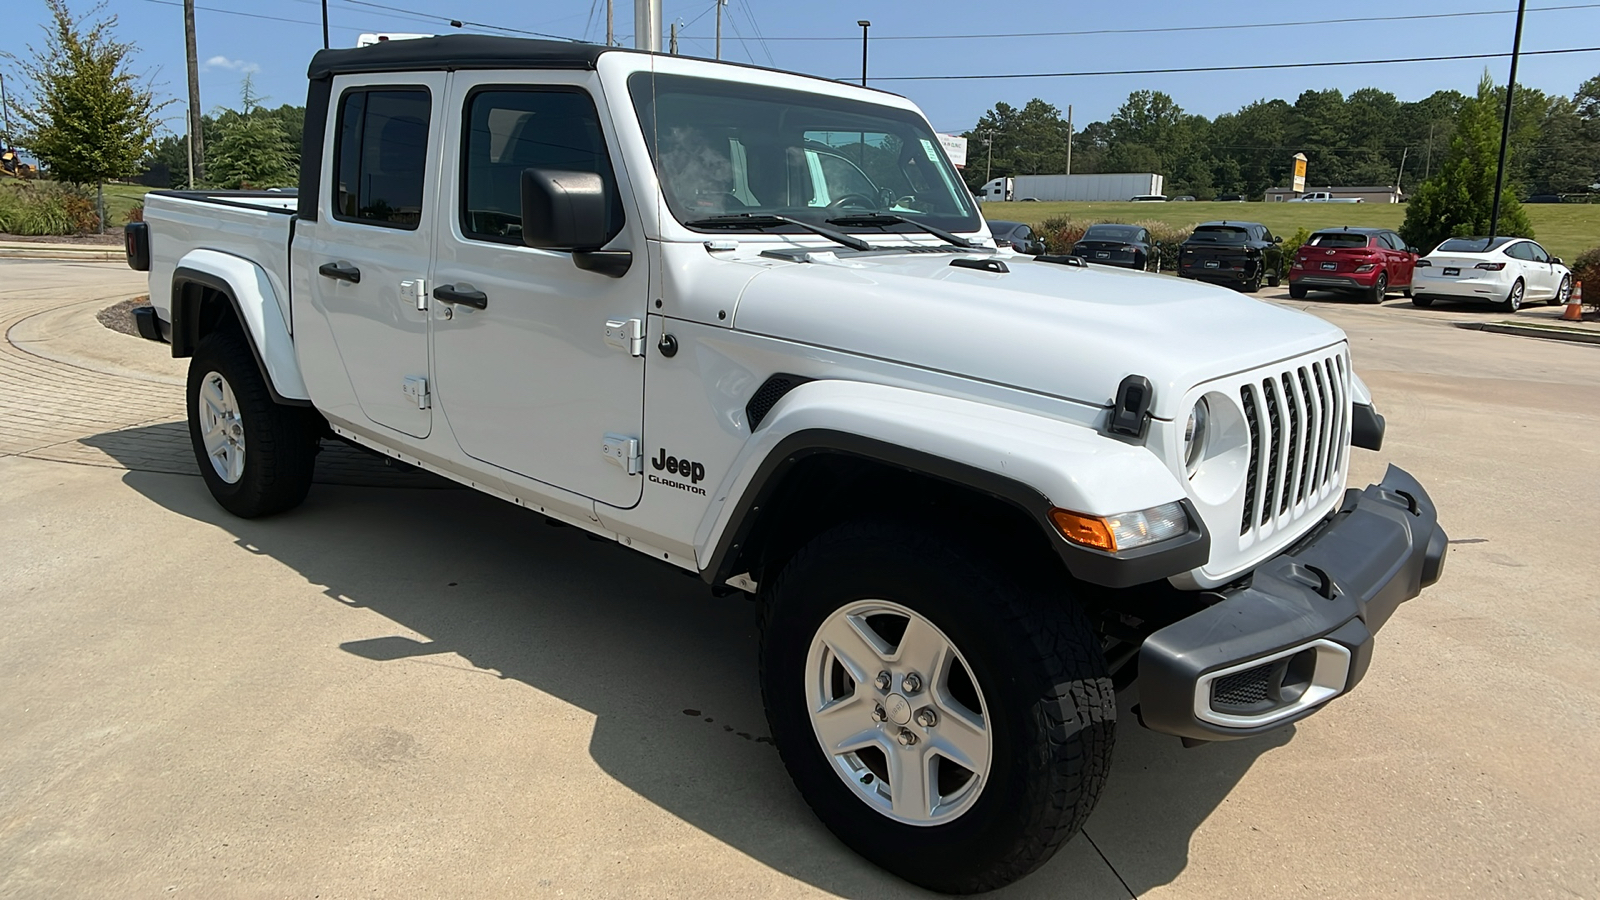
<box><xmin>628</xmin><ymin>72</ymin><xmax>981</xmax><ymax>234</ymax></box>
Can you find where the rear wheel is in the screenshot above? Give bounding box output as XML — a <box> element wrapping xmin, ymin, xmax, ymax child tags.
<box><xmin>186</xmin><ymin>330</ymin><xmax>319</xmax><ymax>518</ymax></box>
<box><xmin>761</xmin><ymin>521</ymin><xmax>1115</xmax><ymax>893</ymax></box>
<box><xmin>1363</xmin><ymin>272</ymin><xmax>1387</xmax><ymax>304</ymax></box>
<box><xmin>1552</xmin><ymin>275</ymin><xmax>1572</xmax><ymax>306</ymax></box>
<box><xmin>1289</xmin><ymin>283</ymin><xmax>1308</xmax><ymax>300</ymax></box>
<box><xmin>1267</xmin><ymin>270</ymin><xmax>1281</xmax><ymax>288</ymax></box>
<box><xmin>1412</xmin><ymin>296</ymin><xmax>1434</xmax><ymax>308</ymax></box>
<box><xmin>1244</xmin><ymin>268</ymin><xmax>1263</xmax><ymax>293</ymax></box>
<box><xmin>1500</xmin><ymin>278</ymin><xmax>1524</xmax><ymax>312</ymax></box>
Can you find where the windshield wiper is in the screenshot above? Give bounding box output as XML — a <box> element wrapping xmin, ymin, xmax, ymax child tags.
<box><xmin>824</xmin><ymin>213</ymin><xmax>983</xmax><ymax>249</ymax></box>
<box><xmin>682</xmin><ymin>214</ymin><xmax>874</xmax><ymax>252</ymax></box>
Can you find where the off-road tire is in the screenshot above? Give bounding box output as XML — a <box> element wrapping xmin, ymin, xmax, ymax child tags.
<box><xmin>760</xmin><ymin>520</ymin><xmax>1116</xmax><ymax>894</ymax></box>
<box><xmin>1289</xmin><ymin>283</ymin><xmax>1308</xmax><ymax>299</ymax></box>
<box><xmin>186</xmin><ymin>329</ymin><xmax>319</xmax><ymax>518</ymax></box>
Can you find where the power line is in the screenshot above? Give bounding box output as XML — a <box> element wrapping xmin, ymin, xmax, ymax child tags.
<box><xmin>335</xmin><ymin>0</ymin><xmax>581</xmax><ymax>40</ymax></box>
<box><xmin>688</xmin><ymin>3</ymin><xmax>1600</xmax><ymax>43</ymax></box>
<box><xmin>855</xmin><ymin>46</ymin><xmax>1600</xmax><ymax>82</ymax></box>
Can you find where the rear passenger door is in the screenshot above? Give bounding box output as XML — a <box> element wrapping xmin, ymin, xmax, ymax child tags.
<box><xmin>300</xmin><ymin>75</ymin><xmax>446</xmax><ymax>439</ymax></box>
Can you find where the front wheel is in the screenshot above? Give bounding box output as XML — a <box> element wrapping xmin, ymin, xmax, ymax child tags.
<box><xmin>1500</xmin><ymin>278</ymin><xmax>1524</xmax><ymax>312</ymax></box>
<box><xmin>760</xmin><ymin>521</ymin><xmax>1115</xmax><ymax>893</ymax></box>
<box><xmin>186</xmin><ymin>329</ymin><xmax>319</xmax><ymax>517</ymax></box>
<box><xmin>1289</xmin><ymin>283</ymin><xmax>1308</xmax><ymax>299</ymax></box>
<box><xmin>1552</xmin><ymin>275</ymin><xmax>1572</xmax><ymax>306</ymax></box>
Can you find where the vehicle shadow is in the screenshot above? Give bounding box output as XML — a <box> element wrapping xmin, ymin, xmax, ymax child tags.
<box><xmin>86</xmin><ymin>422</ymin><xmax>1286</xmax><ymax>898</ymax></box>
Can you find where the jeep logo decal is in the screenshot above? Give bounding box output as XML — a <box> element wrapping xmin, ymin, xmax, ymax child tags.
<box><xmin>649</xmin><ymin>448</ymin><xmax>708</xmax><ymax>496</ymax></box>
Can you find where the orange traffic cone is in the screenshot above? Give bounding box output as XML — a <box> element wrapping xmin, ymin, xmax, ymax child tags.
<box><xmin>1563</xmin><ymin>280</ymin><xmax>1584</xmax><ymax>321</ymax></box>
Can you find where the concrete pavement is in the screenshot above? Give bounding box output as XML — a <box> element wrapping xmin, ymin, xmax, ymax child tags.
<box><xmin>1</xmin><ymin>260</ymin><xmax>1597</xmax><ymax>898</ymax></box>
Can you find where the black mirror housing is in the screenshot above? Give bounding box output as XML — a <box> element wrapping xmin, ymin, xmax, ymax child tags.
<box><xmin>521</xmin><ymin>168</ymin><xmax>611</xmax><ymax>251</ymax></box>
<box><xmin>1552</xmin><ymin>257</ymin><xmax>1563</xmax><ymax>265</ymax></box>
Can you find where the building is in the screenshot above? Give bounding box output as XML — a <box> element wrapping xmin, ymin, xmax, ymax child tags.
<box><xmin>1264</xmin><ymin>185</ymin><xmax>1406</xmax><ymax>203</ymax></box>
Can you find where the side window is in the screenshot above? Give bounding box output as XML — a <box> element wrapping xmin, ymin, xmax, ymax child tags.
<box><xmin>1505</xmin><ymin>242</ymin><xmax>1531</xmax><ymax>261</ymax></box>
<box><xmin>1017</xmin><ymin>225</ymin><xmax>1033</xmax><ymax>240</ymax></box>
<box><xmin>460</xmin><ymin>88</ymin><xmax>622</xmax><ymax>243</ymax></box>
<box><xmin>1527</xmin><ymin>242</ymin><xmax>1550</xmax><ymax>262</ymax></box>
<box><xmin>333</xmin><ymin>88</ymin><xmax>432</xmax><ymax>228</ymax></box>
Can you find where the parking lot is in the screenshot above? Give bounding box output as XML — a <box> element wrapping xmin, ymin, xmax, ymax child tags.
<box><xmin>2</xmin><ymin>259</ymin><xmax>1597</xmax><ymax>898</ymax></box>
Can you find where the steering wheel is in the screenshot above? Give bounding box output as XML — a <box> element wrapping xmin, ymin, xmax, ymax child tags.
<box><xmin>828</xmin><ymin>193</ymin><xmax>877</xmax><ymax>210</ymax></box>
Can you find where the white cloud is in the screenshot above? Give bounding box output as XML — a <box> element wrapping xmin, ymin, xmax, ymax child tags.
<box><xmin>204</xmin><ymin>56</ymin><xmax>260</xmax><ymax>74</ymax></box>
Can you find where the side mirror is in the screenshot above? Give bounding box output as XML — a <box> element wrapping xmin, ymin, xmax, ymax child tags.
<box><xmin>1407</xmin><ymin>246</ymin><xmax>1419</xmax><ymax>254</ymax></box>
<box><xmin>1551</xmin><ymin>257</ymin><xmax>1563</xmax><ymax>266</ymax></box>
<box><xmin>1272</xmin><ymin>235</ymin><xmax>1283</xmax><ymax>244</ymax></box>
<box><xmin>521</xmin><ymin>168</ymin><xmax>631</xmax><ymax>277</ymax></box>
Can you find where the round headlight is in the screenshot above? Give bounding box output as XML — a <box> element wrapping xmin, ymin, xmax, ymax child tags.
<box><xmin>1183</xmin><ymin>399</ymin><xmax>1209</xmax><ymax>474</ymax></box>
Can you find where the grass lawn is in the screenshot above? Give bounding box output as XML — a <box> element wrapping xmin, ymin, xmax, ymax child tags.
<box><xmin>101</xmin><ymin>182</ymin><xmax>152</xmax><ymax>225</ymax></box>
<box><xmin>980</xmin><ymin>200</ymin><xmax>1600</xmax><ymax>261</ymax></box>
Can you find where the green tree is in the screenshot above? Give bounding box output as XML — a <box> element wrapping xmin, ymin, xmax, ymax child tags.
<box><xmin>5</xmin><ymin>0</ymin><xmax>160</xmax><ymax>230</ymax></box>
<box><xmin>1400</xmin><ymin>71</ymin><xmax>1534</xmax><ymax>253</ymax></box>
<box><xmin>961</xmin><ymin>99</ymin><xmax>1072</xmax><ymax>187</ymax></box>
<box><xmin>207</xmin><ymin>75</ymin><xmax>295</xmax><ymax>189</ymax></box>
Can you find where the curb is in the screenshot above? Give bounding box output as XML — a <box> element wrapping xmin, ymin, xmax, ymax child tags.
<box><xmin>1456</xmin><ymin>320</ymin><xmax>1600</xmax><ymax>345</ymax></box>
<box><xmin>0</xmin><ymin>247</ymin><xmax>122</xmax><ymax>261</ymax></box>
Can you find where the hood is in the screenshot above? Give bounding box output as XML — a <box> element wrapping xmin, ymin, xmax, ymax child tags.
<box><xmin>730</xmin><ymin>251</ymin><xmax>1344</xmax><ymax>419</ymax></box>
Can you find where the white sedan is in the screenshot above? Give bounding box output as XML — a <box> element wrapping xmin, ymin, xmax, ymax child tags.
<box><xmin>1411</xmin><ymin>236</ymin><xmax>1573</xmax><ymax>312</ymax></box>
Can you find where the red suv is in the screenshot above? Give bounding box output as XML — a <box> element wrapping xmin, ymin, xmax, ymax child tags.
<box><xmin>1288</xmin><ymin>227</ymin><xmax>1417</xmax><ymax>303</ymax></box>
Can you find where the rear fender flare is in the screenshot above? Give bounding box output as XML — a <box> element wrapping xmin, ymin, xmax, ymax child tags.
<box><xmin>171</xmin><ymin>249</ymin><xmax>310</xmax><ymax>405</ymax></box>
<box><xmin>697</xmin><ymin>380</ymin><xmax>1207</xmax><ymax>589</ymax></box>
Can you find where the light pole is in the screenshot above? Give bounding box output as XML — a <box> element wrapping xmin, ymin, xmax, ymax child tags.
<box><xmin>857</xmin><ymin>20</ymin><xmax>870</xmax><ymax>87</ymax></box>
<box><xmin>321</xmin><ymin>0</ymin><xmax>329</xmax><ymax>49</ymax></box>
<box><xmin>1489</xmin><ymin>0</ymin><xmax>1527</xmax><ymax>239</ymax></box>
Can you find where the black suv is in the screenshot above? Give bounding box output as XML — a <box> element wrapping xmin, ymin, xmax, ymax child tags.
<box><xmin>1178</xmin><ymin>221</ymin><xmax>1283</xmax><ymax>292</ymax></box>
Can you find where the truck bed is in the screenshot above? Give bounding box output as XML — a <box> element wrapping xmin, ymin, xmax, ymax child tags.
<box><xmin>143</xmin><ymin>191</ymin><xmax>298</xmax><ymax>331</ymax></box>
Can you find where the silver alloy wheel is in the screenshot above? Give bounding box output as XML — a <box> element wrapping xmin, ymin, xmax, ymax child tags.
<box><xmin>197</xmin><ymin>370</ymin><xmax>246</xmax><ymax>484</ymax></box>
<box><xmin>1508</xmin><ymin>280</ymin><xmax>1524</xmax><ymax>311</ymax></box>
<box><xmin>1557</xmin><ymin>276</ymin><xmax>1572</xmax><ymax>305</ymax></box>
<box><xmin>804</xmin><ymin>599</ymin><xmax>992</xmax><ymax>826</ymax></box>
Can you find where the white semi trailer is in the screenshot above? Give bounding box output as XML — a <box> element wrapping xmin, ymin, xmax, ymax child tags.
<box><xmin>976</xmin><ymin>173</ymin><xmax>1165</xmax><ymax>202</ymax></box>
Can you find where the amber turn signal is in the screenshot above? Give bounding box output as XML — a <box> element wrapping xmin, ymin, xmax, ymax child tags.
<box><xmin>1049</xmin><ymin>509</ymin><xmax>1117</xmax><ymax>551</ymax></box>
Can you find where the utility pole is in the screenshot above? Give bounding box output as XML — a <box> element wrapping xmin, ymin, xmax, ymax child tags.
<box><xmin>634</xmin><ymin>0</ymin><xmax>660</xmax><ymax>52</ymax></box>
<box><xmin>669</xmin><ymin>21</ymin><xmax>679</xmax><ymax>54</ymax></box>
<box><xmin>606</xmin><ymin>0</ymin><xmax>613</xmax><ymax>47</ymax></box>
<box><xmin>1394</xmin><ymin>146</ymin><xmax>1409</xmax><ymax>196</ymax></box>
<box><xmin>857</xmin><ymin>20</ymin><xmax>870</xmax><ymax>87</ymax></box>
<box><xmin>1065</xmin><ymin>104</ymin><xmax>1073</xmax><ymax>175</ymax></box>
<box><xmin>1</xmin><ymin>74</ymin><xmax>12</xmax><ymax>148</ymax></box>
<box><xmin>715</xmin><ymin>0</ymin><xmax>726</xmax><ymax>60</ymax></box>
<box><xmin>1424</xmin><ymin>123</ymin><xmax>1434</xmax><ymax>181</ymax></box>
<box><xmin>983</xmin><ymin>131</ymin><xmax>994</xmax><ymax>186</ymax></box>
<box><xmin>321</xmin><ymin>0</ymin><xmax>329</xmax><ymax>49</ymax></box>
<box><xmin>1489</xmin><ymin>0</ymin><xmax>1528</xmax><ymax>240</ymax></box>
<box><xmin>183</xmin><ymin>0</ymin><xmax>205</xmax><ymax>186</ymax></box>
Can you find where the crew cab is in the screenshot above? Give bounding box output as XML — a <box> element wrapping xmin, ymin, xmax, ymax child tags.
<box><xmin>1289</xmin><ymin>227</ymin><xmax>1418</xmax><ymax>303</ymax></box>
<box><xmin>124</xmin><ymin>35</ymin><xmax>1446</xmax><ymax>894</ymax></box>
<box><xmin>1177</xmin><ymin>221</ymin><xmax>1283</xmax><ymax>292</ymax></box>
<box><xmin>1289</xmin><ymin>191</ymin><xmax>1363</xmax><ymax>203</ymax></box>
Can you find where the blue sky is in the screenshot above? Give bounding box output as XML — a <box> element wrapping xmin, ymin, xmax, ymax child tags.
<box><xmin>3</xmin><ymin>0</ymin><xmax>1597</xmax><ymax>138</ymax></box>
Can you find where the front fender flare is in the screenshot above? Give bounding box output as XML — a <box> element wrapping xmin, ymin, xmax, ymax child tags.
<box><xmin>697</xmin><ymin>381</ymin><xmax>1209</xmax><ymax>589</ymax></box>
<box><xmin>172</xmin><ymin>249</ymin><xmax>310</xmax><ymax>404</ymax></box>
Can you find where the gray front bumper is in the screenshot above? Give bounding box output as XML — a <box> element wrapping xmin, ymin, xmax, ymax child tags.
<box><xmin>1136</xmin><ymin>465</ymin><xmax>1446</xmax><ymax>742</ymax></box>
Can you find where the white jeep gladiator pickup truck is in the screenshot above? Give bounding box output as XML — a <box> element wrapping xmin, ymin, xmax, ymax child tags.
<box><xmin>125</xmin><ymin>35</ymin><xmax>1447</xmax><ymax>893</ymax></box>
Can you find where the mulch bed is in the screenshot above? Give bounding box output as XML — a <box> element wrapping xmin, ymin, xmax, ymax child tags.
<box><xmin>97</xmin><ymin>296</ymin><xmax>151</xmax><ymax>336</ymax></box>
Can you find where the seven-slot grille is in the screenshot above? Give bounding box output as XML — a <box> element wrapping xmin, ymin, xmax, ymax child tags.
<box><xmin>1240</xmin><ymin>353</ymin><xmax>1348</xmax><ymax>536</ymax></box>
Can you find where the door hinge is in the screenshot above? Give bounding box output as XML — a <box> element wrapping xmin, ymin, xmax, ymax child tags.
<box><xmin>402</xmin><ymin>375</ymin><xmax>430</xmax><ymax>410</ymax></box>
<box><xmin>600</xmin><ymin>434</ymin><xmax>642</xmax><ymax>474</ymax></box>
<box><xmin>401</xmin><ymin>278</ymin><xmax>427</xmax><ymax>311</ymax></box>
<box><xmin>604</xmin><ymin>318</ymin><xmax>645</xmax><ymax>357</ymax></box>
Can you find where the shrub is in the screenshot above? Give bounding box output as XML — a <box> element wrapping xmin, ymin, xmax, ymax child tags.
<box><xmin>124</xmin><ymin>203</ymin><xmax>143</xmax><ymax>223</ymax></box>
<box><xmin>1571</xmin><ymin>246</ymin><xmax>1600</xmax><ymax>305</ymax></box>
<box><xmin>1035</xmin><ymin>215</ymin><xmax>1087</xmax><ymax>254</ymax></box>
<box><xmin>1134</xmin><ymin>221</ymin><xmax>1193</xmax><ymax>271</ymax></box>
<box><xmin>0</xmin><ymin>181</ymin><xmax>101</xmax><ymax>235</ymax></box>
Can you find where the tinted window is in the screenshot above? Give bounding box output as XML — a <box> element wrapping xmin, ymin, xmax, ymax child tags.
<box><xmin>1504</xmin><ymin>242</ymin><xmax>1532</xmax><ymax>260</ymax></box>
<box><xmin>1308</xmin><ymin>232</ymin><xmax>1370</xmax><ymax>248</ymax></box>
<box><xmin>461</xmin><ymin>88</ymin><xmax>622</xmax><ymax>243</ymax></box>
<box><xmin>1084</xmin><ymin>225</ymin><xmax>1140</xmax><ymax>241</ymax></box>
<box><xmin>1189</xmin><ymin>225</ymin><xmax>1249</xmax><ymax>242</ymax></box>
<box><xmin>333</xmin><ymin>89</ymin><xmax>431</xmax><ymax>228</ymax></box>
<box><xmin>1437</xmin><ymin>237</ymin><xmax>1512</xmax><ymax>253</ymax></box>
<box><xmin>1525</xmin><ymin>242</ymin><xmax>1549</xmax><ymax>262</ymax></box>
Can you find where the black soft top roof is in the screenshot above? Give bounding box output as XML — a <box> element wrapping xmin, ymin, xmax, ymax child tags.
<box><xmin>308</xmin><ymin>34</ymin><xmax>610</xmax><ymax>80</ymax></box>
